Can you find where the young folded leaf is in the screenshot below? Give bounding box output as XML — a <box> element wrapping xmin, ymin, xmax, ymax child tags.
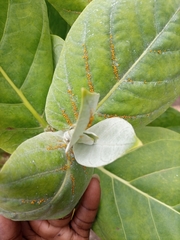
<box><xmin>78</xmin><ymin>131</ymin><xmax>98</xmax><ymax>145</ymax></box>
<box><xmin>73</xmin><ymin>117</ymin><xmax>142</xmax><ymax>167</ymax></box>
<box><xmin>63</xmin><ymin>88</ymin><xmax>142</xmax><ymax>167</ymax></box>
<box><xmin>64</xmin><ymin>88</ymin><xmax>100</xmax><ymax>152</ymax></box>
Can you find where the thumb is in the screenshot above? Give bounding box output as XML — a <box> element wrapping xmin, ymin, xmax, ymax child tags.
<box><xmin>71</xmin><ymin>175</ymin><xmax>101</xmax><ymax>239</ymax></box>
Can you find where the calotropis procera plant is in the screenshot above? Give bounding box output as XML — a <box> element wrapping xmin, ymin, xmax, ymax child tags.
<box><xmin>0</xmin><ymin>0</ymin><xmax>180</xmax><ymax>239</ymax></box>
<box><xmin>0</xmin><ymin>87</ymin><xmax>141</xmax><ymax>220</ymax></box>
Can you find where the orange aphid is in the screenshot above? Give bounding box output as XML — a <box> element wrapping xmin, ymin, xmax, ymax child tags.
<box><xmin>82</xmin><ymin>44</ymin><xmax>94</xmax><ymax>92</ymax></box>
<box><xmin>61</xmin><ymin>109</ymin><xmax>73</xmax><ymax>126</ymax></box>
<box><xmin>67</xmin><ymin>89</ymin><xmax>79</xmax><ymax>120</ymax></box>
<box><xmin>110</xmin><ymin>34</ymin><xmax>119</xmax><ymax>81</ymax></box>
<box><xmin>70</xmin><ymin>174</ymin><xmax>75</xmax><ymax>195</ymax></box>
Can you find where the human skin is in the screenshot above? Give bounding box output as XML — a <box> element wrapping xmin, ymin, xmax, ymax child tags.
<box><xmin>0</xmin><ymin>176</ymin><xmax>101</xmax><ymax>240</ymax></box>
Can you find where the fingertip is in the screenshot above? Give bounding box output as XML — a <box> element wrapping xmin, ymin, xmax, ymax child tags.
<box><xmin>92</xmin><ymin>174</ymin><xmax>100</xmax><ymax>182</ymax></box>
<box><xmin>86</xmin><ymin>174</ymin><xmax>101</xmax><ymax>205</ymax></box>
<box><xmin>77</xmin><ymin>176</ymin><xmax>101</xmax><ymax>213</ymax></box>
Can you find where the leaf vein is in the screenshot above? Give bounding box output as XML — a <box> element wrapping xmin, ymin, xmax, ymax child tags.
<box><xmin>112</xmin><ymin>178</ymin><xmax>127</xmax><ymax>240</ymax></box>
<box><xmin>130</xmin><ymin>166</ymin><xmax>180</xmax><ymax>183</ymax></box>
<box><xmin>0</xmin><ymin>67</ymin><xmax>47</xmax><ymax>128</ymax></box>
<box><xmin>148</xmin><ymin>198</ymin><xmax>161</xmax><ymax>240</ymax></box>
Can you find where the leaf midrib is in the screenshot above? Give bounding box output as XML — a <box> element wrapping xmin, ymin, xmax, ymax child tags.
<box><xmin>129</xmin><ymin>165</ymin><xmax>180</xmax><ymax>184</ymax></box>
<box><xmin>0</xmin><ymin>165</ymin><xmax>64</xmax><ymax>186</ymax></box>
<box><xmin>0</xmin><ymin>67</ymin><xmax>47</xmax><ymax>128</ymax></box>
<box><xmin>98</xmin><ymin>166</ymin><xmax>179</xmax><ymax>213</ymax></box>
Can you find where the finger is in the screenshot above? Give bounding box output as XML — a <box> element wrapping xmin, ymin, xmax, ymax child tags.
<box><xmin>71</xmin><ymin>175</ymin><xmax>101</xmax><ymax>238</ymax></box>
<box><xmin>21</xmin><ymin>221</ymin><xmax>40</xmax><ymax>240</ymax></box>
<box><xmin>27</xmin><ymin>213</ymin><xmax>72</xmax><ymax>239</ymax></box>
<box><xmin>28</xmin><ymin>220</ymin><xmax>61</xmax><ymax>239</ymax></box>
<box><xmin>48</xmin><ymin>212</ymin><xmax>73</xmax><ymax>228</ymax></box>
<box><xmin>0</xmin><ymin>215</ymin><xmax>22</xmax><ymax>240</ymax></box>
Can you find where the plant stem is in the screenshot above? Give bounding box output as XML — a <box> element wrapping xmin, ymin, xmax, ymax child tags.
<box><xmin>0</xmin><ymin>66</ymin><xmax>48</xmax><ymax>129</ymax></box>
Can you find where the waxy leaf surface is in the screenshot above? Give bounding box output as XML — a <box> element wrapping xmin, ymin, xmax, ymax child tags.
<box><xmin>65</xmin><ymin>88</ymin><xmax>100</xmax><ymax>152</ymax></box>
<box><xmin>74</xmin><ymin>117</ymin><xmax>141</xmax><ymax>167</ymax></box>
<box><xmin>62</xmin><ymin>88</ymin><xmax>140</xmax><ymax>167</ymax></box>
<box><xmin>0</xmin><ymin>131</ymin><xmax>93</xmax><ymax>220</ymax></box>
<box><xmin>46</xmin><ymin>0</ymin><xmax>180</xmax><ymax>130</ymax></box>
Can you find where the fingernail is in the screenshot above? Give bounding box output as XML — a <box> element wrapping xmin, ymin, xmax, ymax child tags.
<box><xmin>92</xmin><ymin>174</ymin><xmax>100</xmax><ymax>182</ymax></box>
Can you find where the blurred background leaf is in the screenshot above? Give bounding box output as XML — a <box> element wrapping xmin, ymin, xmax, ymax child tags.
<box><xmin>46</xmin><ymin>0</ymin><xmax>70</xmax><ymax>39</ymax></box>
<box><xmin>0</xmin><ymin>0</ymin><xmax>53</xmax><ymax>153</ymax></box>
<box><xmin>46</xmin><ymin>0</ymin><xmax>91</xmax><ymax>25</ymax></box>
<box><xmin>0</xmin><ymin>149</ymin><xmax>9</xmax><ymax>169</ymax></box>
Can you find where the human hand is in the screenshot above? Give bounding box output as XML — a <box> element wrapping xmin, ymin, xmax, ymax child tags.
<box><xmin>0</xmin><ymin>175</ymin><xmax>101</xmax><ymax>240</ymax></box>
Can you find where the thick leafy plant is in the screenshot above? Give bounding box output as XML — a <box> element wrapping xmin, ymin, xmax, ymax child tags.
<box><xmin>0</xmin><ymin>0</ymin><xmax>180</xmax><ymax>239</ymax></box>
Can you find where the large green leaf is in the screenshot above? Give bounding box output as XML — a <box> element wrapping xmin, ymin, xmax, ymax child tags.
<box><xmin>46</xmin><ymin>0</ymin><xmax>180</xmax><ymax>130</ymax></box>
<box><xmin>0</xmin><ymin>131</ymin><xmax>93</xmax><ymax>220</ymax></box>
<box><xmin>93</xmin><ymin>137</ymin><xmax>180</xmax><ymax>239</ymax></box>
<box><xmin>0</xmin><ymin>0</ymin><xmax>53</xmax><ymax>153</ymax></box>
<box><xmin>47</xmin><ymin>0</ymin><xmax>90</xmax><ymax>25</ymax></box>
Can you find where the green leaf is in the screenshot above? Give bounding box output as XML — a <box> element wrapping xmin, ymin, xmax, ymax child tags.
<box><xmin>64</xmin><ymin>88</ymin><xmax>100</xmax><ymax>152</ymax></box>
<box><xmin>54</xmin><ymin>88</ymin><xmax>141</xmax><ymax>167</ymax></box>
<box><xmin>0</xmin><ymin>0</ymin><xmax>8</xmax><ymax>40</ymax></box>
<box><xmin>0</xmin><ymin>131</ymin><xmax>93</xmax><ymax>220</ymax></box>
<box><xmin>93</xmin><ymin>139</ymin><xmax>180</xmax><ymax>239</ymax></box>
<box><xmin>47</xmin><ymin>0</ymin><xmax>90</xmax><ymax>25</ymax></box>
<box><xmin>168</xmin><ymin>126</ymin><xmax>180</xmax><ymax>134</ymax></box>
<box><xmin>51</xmin><ymin>35</ymin><xmax>64</xmax><ymax>68</ymax></box>
<box><xmin>0</xmin><ymin>127</ymin><xmax>44</xmax><ymax>154</ymax></box>
<box><xmin>135</xmin><ymin>126</ymin><xmax>180</xmax><ymax>144</ymax></box>
<box><xmin>74</xmin><ymin>117</ymin><xmax>142</xmax><ymax>167</ymax></box>
<box><xmin>46</xmin><ymin>0</ymin><xmax>70</xmax><ymax>39</ymax></box>
<box><xmin>46</xmin><ymin>0</ymin><xmax>180</xmax><ymax>130</ymax></box>
<box><xmin>0</xmin><ymin>149</ymin><xmax>9</xmax><ymax>169</ymax></box>
<box><xmin>148</xmin><ymin>107</ymin><xmax>180</xmax><ymax>133</ymax></box>
<box><xmin>0</xmin><ymin>0</ymin><xmax>53</xmax><ymax>152</ymax></box>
